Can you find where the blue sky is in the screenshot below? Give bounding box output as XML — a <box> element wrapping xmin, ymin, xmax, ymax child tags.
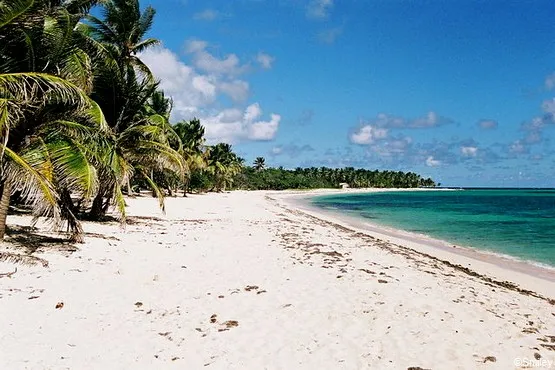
<box><xmin>139</xmin><ymin>0</ymin><xmax>555</xmax><ymax>187</ymax></box>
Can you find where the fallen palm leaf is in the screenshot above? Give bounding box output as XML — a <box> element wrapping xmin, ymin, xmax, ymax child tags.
<box><xmin>0</xmin><ymin>252</ymin><xmax>48</xmax><ymax>267</ymax></box>
<box><xmin>0</xmin><ymin>267</ymin><xmax>17</xmax><ymax>278</ymax></box>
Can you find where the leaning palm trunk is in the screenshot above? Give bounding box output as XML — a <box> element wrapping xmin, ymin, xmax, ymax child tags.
<box><xmin>89</xmin><ymin>184</ymin><xmax>115</xmax><ymax>220</ymax></box>
<box><xmin>89</xmin><ymin>186</ymin><xmax>107</xmax><ymax>220</ymax></box>
<box><xmin>0</xmin><ymin>181</ymin><xmax>11</xmax><ymax>239</ymax></box>
<box><xmin>182</xmin><ymin>177</ymin><xmax>189</xmax><ymax>197</ymax></box>
<box><xmin>60</xmin><ymin>188</ymin><xmax>83</xmax><ymax>243</ymax></box>
<box><xmin>126</xmin><ymin>178</ymin><xmax>133</xmax><ymax>196</ymax></box>
<box><xmin>151</xmin><ymin>169</ymin><xmax>156</xmax><ymax>198</ymax></box>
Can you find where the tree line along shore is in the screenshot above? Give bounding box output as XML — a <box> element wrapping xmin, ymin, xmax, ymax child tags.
<box><xmin>0</xmin><ymin>0</ymin><xmax>436</xmax><ymax>245</ymax></box>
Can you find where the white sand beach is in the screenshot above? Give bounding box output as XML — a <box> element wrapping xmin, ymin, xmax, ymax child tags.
<box><xmin>1</xmin><ymin>190</ymin><xmax>554</xmax><ymax>369</ymax></box>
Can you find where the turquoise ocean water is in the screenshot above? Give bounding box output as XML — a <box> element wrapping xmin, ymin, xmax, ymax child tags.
<box><xmin>311</xmin><ymin>189</ymin><xmax>555</xmax><ymax>267</ymax></box>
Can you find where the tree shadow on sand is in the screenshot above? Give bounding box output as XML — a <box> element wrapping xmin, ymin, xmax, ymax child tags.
<box><xmin>0</xmin><ymin>226</ymin><xmax>77</xmax><ymax>268</ymax></box>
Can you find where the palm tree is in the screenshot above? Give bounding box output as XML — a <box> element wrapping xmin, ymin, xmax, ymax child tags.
<box><xmin>174</xmin><ymin>118</ymin><xmax>207</xmax><ymax>196</ymax></box>
<box><xmin>84</xmin><ymin>0</ymin><xmax>158</xmax><ymax>128</ymax></box>
<box><xmin>87</xmin><ymin>79</ymin><xmax>184</xmax><ymax>218</ymax></box>
<box><xmin>253</xmin><ymin>157</ymin><xmax>265</xmax><ymax>172</ymax></box>
<box><xmin>0</xmin><ymin>0</ymin><xmax>108</xmax><ymax>240</ymax></box>
<box><xmin>146</xmin><ymin>90</ymin><xmax>172</xmax><ymax>118</ymax></box>
<box><xmin>207</xmin><ymin>143</ymin><xmax>243</xmax><ymax>192</ymax></box>
<box><xmin>0</xmin><ymin>72</ymin><xmax>103</xmax><ymax>239</ymax></box>
<box><xmin>86</xmin><ymin>0</ymin><xmax>159</xmax><ymax>79</ymax></box>
<box><xmin>85</xmin><ymin>0</ymin><xmax>184</xmax><ymax>218</ymax></box>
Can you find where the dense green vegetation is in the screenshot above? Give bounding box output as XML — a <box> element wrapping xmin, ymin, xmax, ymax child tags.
<box><xmin>233</xmin><ymin>166</ymin><xmax>436</xmax><ymax>190</ymax></box>
<box><xmin>0</xmin><ymin>0</ymin><xmax>241</xmax><ymax>241</ymax></box>
<box><xmin>0</xmin><ymin>0</ymin><xmax>435</xmax><ymax>243</ymax></box>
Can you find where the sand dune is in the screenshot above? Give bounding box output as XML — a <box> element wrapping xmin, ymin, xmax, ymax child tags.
<box><xmin>0</xmin><ymin>191</ymin><xmax>554</xmax><ymax>369</ymax></box>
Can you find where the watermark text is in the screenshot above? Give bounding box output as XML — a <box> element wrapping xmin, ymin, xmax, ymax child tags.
<box><xmin>514</xmin><ymin>357</ymin><xmax>553</xmax><ymax>368</ymax></box>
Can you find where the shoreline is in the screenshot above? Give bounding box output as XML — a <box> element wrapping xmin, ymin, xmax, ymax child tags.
<box><xmin>270</xmin><ymin>188</ymin><xmax>555</xmax><ymax>299</ymax></box>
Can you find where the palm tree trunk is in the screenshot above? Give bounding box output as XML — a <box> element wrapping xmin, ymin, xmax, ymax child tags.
<box><xmin>89</xmin><ymin>191</ymin><xmax>104</xmax><ymax>220</ymax></box>
<box><xmin>0</xmin><ymin>181</ymin><xmax>11</xmax><ymax>239</ymax></box>
<box><xmin>60</xmin><ymin>188</ymin><xmax>83</xmax><ymax>243</ymax></box>
<box><xmin>182</xmin><ymin>178</ymin><xmax>189</xmax><ymax>197</ymax></box>
<box><xmin>102</xmin><ymin>195</ymin><xmax>112</xmax><ymax>213</ymax></box>
<box><xmin>151</xmin><ymin>169</ymin><xmax>156</xmax><ymax>198</ymax></box>
<box><xmin>126</xmin><ymin>178</ymin><xmax>133</xmax><ymax>196</ymax></box>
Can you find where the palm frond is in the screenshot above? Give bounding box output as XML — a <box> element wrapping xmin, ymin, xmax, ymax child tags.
<box><xmin>47</xmin><ymin>139</ymin><xmax>98</xmax><ymax>198</ymax></box>
<box><xmin>132</xmin><ymin>37</ymin><xmax>159</xmax><ymax>54</ymax></box>
<box><xmin>85</xmin><ymin>14</ymin><xmax>118</xmax><ymax>45</ymax></box>
<box><xmin>62</xmin><ymin>0</ymin><xmax>100</xmax><ymax>15</ymax></box>
<box><xmin>0</xmin><ymin>98</ymin><xmax>20</xmax><ymax>143</ymax></box>
<box><xmin>139</xmin><ymin>168</ymin><xmax>165</xmax><ymax>212</ymax></box>
<box><xmin>2</xmin><ymin>146</ymin><xmax>61</xmax><ymax>223</ymax></box>
<box><xmin>97</xmin><ymin>141</ymin><xmax>133</xmax><ymax>187</ymax></box>
<box><xmin>59</xmin><ymin>48</ymin><xmax>93</xmax><ymax>93</ymax></box>
<box><xmin>42</xmin><ymin>119</ymin><xmax>96</xmax><ymax>141</ymax></box>
<box><xmin>75</xmin><ymin>22</ymin><xmax>120</xmax><ymax>71</ymax></box>
<box><xmin>42</xmin><ymin>11</ymin><xmax>73</xmax><ymax>65</ymax></box>
<box><xmin>19</xmin><ymin>28</ymin><xmax>36</xmax><ymax>71</ymax></box>
<box><xmin>0</xmin><ymin>251</ymin><xmax>48</xmax><ymax>267</ymax></box>
<box><xmin>0</xmin><ymin>0</ymin><xmax>33</xmax><ymax>29</ymax></box>
<box><xmin>86</xmin><ymin>99</ymin><xmax>109</xmax><ymax>131</ymax></box>
<box><xmin>135</xmin><ymin>5</ymin><xmax>155</xmax><ymax>42</ymax></box>
<box><xmin>129</xmin><ymin>55</ymin><xmax>154</xmax><ymax>81</ymax></box>
<box><xmin>129</xmin><ymin>139</ymin><xmax>186</xmax><ymax>174</ymax></box>
<box><xmin>122</xmin><ymin>114</ymin><xmax>180</xmax><ymax>147</ymax></box>
<box><xmin>0</xmin><ymin>72</ymin><xmax>89</xmax><ymax>111</ymax></box>
<box><xmin>112</xmin><ymin>181</ymin><xmax>126</xmax><ymax>221</ymax></box>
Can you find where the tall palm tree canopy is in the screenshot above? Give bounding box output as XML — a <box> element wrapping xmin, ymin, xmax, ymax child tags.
<box><xmin>174</xmin><ymin>118</ymin><xmax>205</xmax><ymax>151</ymax></box>
<box><xmin>0</xmin><ymin>0</ymin><xmax>110</xmax><ymax>240</ymax></box>
<box><xmin>253</xmin><ymin>157</ymin><xmax>265</xmax><ymax>171</ymax></box>
<box><xmin>86</xmin><ymin>0</ymin><xmax>159</xmax><ymax>76</ymax></box>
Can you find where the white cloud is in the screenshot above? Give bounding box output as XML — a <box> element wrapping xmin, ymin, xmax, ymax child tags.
<box><xmin>527</xmin><ymin>116</ymin><xmax>545</xmax><ymax>130</ymax></box>
<box><xmin>186</xmin><ymin>39</ymin><xmax>208</xmax><ymax>53</ymax></box>
<box><xmin>350</xmin><ymin>125</ymin><xmax>388</xmax><ymax>145</ymax></box>
<box><xmin>139</xmin><ymin>47</ymin><xmax>218</xmax><ymax>116</ymax></box>
<box><xmin>519</xmin><ymin>114</ymin><xmax>554</xmax><ymax>147</ymax></box>
<box><xmin>256</xmin><ymin>52</ymin><xmax>275</xmax><ymax>69</ymax></box>
<box><xmin>218</xmin><ymin>80</ymin><xmax>250</xmax><ymax>102</ymax></box>
<box><xmin>202</xmin><ymin>104</ymin><xmax>280</xmax><ymax>143</ymax></box>
<box><xmin>461</xmin><ymin>146</ymin><xmax>478</xmax><ymax>157</ymax></box>
<box><xmin>509</xmin><ymin>140</ymin><xmax>528</xmax><ymax>154</ymax></box>
<box><xmin>426</xmin><ymin>156</ymin><xmax>441</xmax><ymax>167</ymax></box>
<box><xmin>525</xmin><ymin>131</ymin><xmax>542</xmax><ymax>144</ymax></box>
<box><xmin>193</xmin><ymin>9</ymin><xmax>220</xmax><ymax>21</ymax></box>
<box><xmin>542</xmin><ymin>98</ymin><xmax>555</xmax><ymax>115</ymax></box>
<box><xmin>411</xmin><ymin>111</ymin><xmax>447</xmax><ymax>128</ymax></box>
<box><xmin>271</xmin><ymin>146</ymin><xmax>283</xmax><ymax>155</ymax></box>
<box><xmin>244</xmin><ymin>102</ymin><xmax>262</xmax><ymax>122</ymax></box>
<box><xmin>318</xmin><ymin>27</ymin><xmax>343</xmax><ymax>44</ymax></box>
<box><xmin>545</xmin><ymin>72</ymin><xmax>555</xmax><ymax>90</ymax></box>
<box><xmin>477</xmin><ymin>119</ymin><xmax>498</xmax><ymax>130</ymax></box>
<box><xmin>270</xmin><ymin>143</ymin><xmax>315</xmax><ymax>158</ymax></box>
<box><xmin>373</xmin><ymin>113</ymin><xmax>405</xmax><ymax>128</ymax></box>
<box><xmin>140</xmin><ymin>45</ymin><xmax>280</xmax><ymax>144</ymax></box>
<box><xmin>186</xmin><ymin>39</ymin><xmax>248</xmax><ymax>76</ymax></box>
<box><xmin>306</xmin><ymin>0</ymin><xmax>334</xmax><ymax>19</ymax></box>
<box><xmin>359</xmin><ymin>111</ymin><xmax>452</xmax><ymax>130</ymax></box>
<box><xmin>368</xmin><ymin>137</ymin><xmax>413</xmax><ymax>160</ymax></box>
<box><xmin>248</xmin><ymin>114</ymin><xmax>281</xmax><ymax>141</ymax></box>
